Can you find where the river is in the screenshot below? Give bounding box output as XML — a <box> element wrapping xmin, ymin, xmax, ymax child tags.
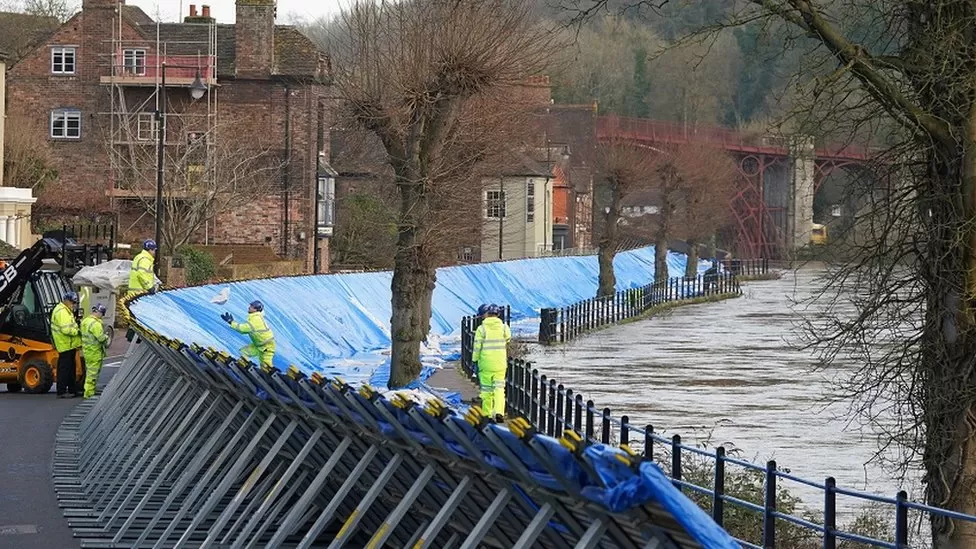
<box><xmin>524</xmin><ymin>268</ymin><xmax>920</xmax><ymax>510</ymax></box>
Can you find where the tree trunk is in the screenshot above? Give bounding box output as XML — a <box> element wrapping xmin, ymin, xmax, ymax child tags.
<box><xmin>684</xmin><ymin>239</ymin><xmax>699</xmax><ymax>279</ymax></box>
<box><xmin>597</xmin><ymin>206</ymin><xmax>618</xmax><ymax>298</ymax></box>
<box><xmin>654</xmin><ymin>233</ymin><xmax>669</xmax><ymax>285</ymax></box>
<box><xmin>923</xmin><ymin>124</ymin><xmax>976</xmax><ymax>545</ymax></box>
<box><xmin>388</xmin><ymin>182</ymin><xmax>435</xmax><ymax>388</ymax></box>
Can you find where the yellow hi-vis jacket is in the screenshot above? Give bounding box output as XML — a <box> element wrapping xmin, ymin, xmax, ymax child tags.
<box><xmin>471</xmin><ymin>316</ymin><xmax>511</xmax><ymax>372</ymax></box>
<box><xmin>128</xmin><ymin>250</ymin><xmax>155</xmax><ymax>293</ymax></box>
<box><xmin>231</xmin><ymin>311</ymin><xmax>276</xmax><ymax>351</ymax></box>
<box><xmin>51</xmin><ymin>302</ymin><xmax>81</xmax><ymax>352</ymax></box>
<box><xmin>81</xmin><ymin>315</ymin><xmax>109</xmax><ymax>360</ymax></box>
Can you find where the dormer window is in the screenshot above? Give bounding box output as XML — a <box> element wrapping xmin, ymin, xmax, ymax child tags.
<box><xmin>123</xmin><ymin>49</ymin><xmax>147</xmax><ymax>75</ymax></box>
<box><xmin>51</xmin><ymin>47</ymin><xmax>76</xmax><ymax>74</ymax></box>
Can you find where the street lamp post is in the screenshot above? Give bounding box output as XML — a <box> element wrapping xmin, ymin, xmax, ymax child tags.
<box><xmin>154</xmin><ymin>62</ymin><xmax>208</xmax><ymax>274</ymax></box>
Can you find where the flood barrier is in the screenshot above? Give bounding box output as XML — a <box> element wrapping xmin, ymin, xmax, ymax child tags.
<box><xmin>54</xmin><ymin>337</ymin><xmax>739</xmax><ymax>547</ymax></box>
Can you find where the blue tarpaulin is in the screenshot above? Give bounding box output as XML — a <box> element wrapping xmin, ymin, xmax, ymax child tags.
<box><xmin>131</xmin><ymin>246</ymin><xmax>707</xmax><ymax>386</ymax></box>
<box><xmin>129</xmin><ymin>245</ymin><xmax>740</xmax><ymax>547</ymax></box>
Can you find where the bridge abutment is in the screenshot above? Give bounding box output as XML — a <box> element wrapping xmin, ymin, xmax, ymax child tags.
<box><xmin>788</xmin><ymin>136</ymin><xmax>816</xmax><ymax>254</ymax></box>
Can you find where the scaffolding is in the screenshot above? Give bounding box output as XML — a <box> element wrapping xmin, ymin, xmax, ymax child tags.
<box><xmin>102</xmin><ymin>1</ymin><xmax>219</xmax><ymax>242</ymax></box>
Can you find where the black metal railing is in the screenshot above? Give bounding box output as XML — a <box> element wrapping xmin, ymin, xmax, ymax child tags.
<box><xmin>503</xmin><ymin>358</ymin><xmax>957</xmax><ymax>548</ymax></box>
<box><xmin>459</xmin><ymin>305</ymin><xmax>511</xmax><ymax>379</ymax></box>
<box><xmin>720</xmin><ymin>258</ymin><xmax>768</xmax><ymax>277</ymax></box>
<box><xmin>539</xmin><ymin>273</ymin><xmax>740</xmax><ymax>345</ymax></box>
<box><xmin>46</xmin><ymin>223</ymin><xmax>116</xmax><ymax>274</ymax></box>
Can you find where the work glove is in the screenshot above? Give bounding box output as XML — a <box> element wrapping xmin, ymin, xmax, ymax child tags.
<box><xmin>220</xmin><ymin>312</ymin><xmax>233</xmax><ymax>324</ymax></box>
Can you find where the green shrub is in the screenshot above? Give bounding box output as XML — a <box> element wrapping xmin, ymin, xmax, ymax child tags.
<box><xmin>177</xmin><ymin>245</ymin><xmax>216</xmax><ymax>285</ymax></box>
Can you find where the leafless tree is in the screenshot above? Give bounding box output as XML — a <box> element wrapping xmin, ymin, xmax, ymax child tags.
<box><xmin>669</xmin><ymin>143</ymin><xmax>736</xmax><ymax>277</ymax></box>
<box><xmin>328</xmin><ymin>0</ymin><xmax>555</xmax><ymax>387</ymax></box>
<box><xmin>564</xmin><ymin>0</ymin><xmax>976</xmax><ymax>544</ymax></box>
<box><xmin>3</xmin><ymin>113</ymin><xmax>59</xmax><ymax>191</ymax></box>
<box><xmin>595</xmin><ymin>138</ymin><xmax>657</xmax><ymax>296</ymax></box>
<box><xmin>110</xmin><ymin>117</ymin><xmax>283</xmax><ymax>253</ymax></box>
<box><xmin>22</xmin><ymin>0</ymin><xmax>74</xmax><ymax>21</ymax></box>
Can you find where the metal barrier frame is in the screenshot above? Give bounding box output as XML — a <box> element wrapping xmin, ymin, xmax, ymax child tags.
<box><xmin>53</xmin><ymin>297</ymin><xmax>732</xmax><ymax>548</ymax></box>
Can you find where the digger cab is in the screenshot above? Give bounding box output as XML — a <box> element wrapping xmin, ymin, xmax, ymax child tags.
<box><xmin>0</xmin><ymin>270</ymin><xmax>81</xmax><ymax>393</ymax></box>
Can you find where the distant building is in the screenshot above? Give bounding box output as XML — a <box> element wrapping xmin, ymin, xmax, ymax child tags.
<box><xmin>4</xmin><ymin>0</ymin><xmax>332</xmax><ymax>272</ymax></box>
<box><xmin>481</xmin><ymin>150</ymin><xmax>554</xmax><ymax>261</ymax></box>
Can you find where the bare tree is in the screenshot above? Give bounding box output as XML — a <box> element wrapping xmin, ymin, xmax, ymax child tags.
<box><xmin>595</xmin><ymin>138</ymin><xmax>656</xmax><ymax>296</ymax></box>
<box><xmin>329</xmin><ymin>0</ymin><xmax>554</xmax><ymax>387</ymax></box>
<box><xmin>670</xmin><ymin>143</ymin><xmax>736</xmax><ymax>277</ymax></box>
<box><xmin>110</xmin><ymin>117</ymin><xmax>283</xmax><ymax>253</ymax></box>
<box><xmin>3</xmin><ymin>113</ymin><xmax>59</xmax><ymax>191</ymax></box>
<box><xmin>565</xmin><ymin>0</ymin><xmax>976</xmax><ymax>544</ymax></box>
<box><xmin>22</xmin><ymin>0</ymin><xmax>74</xmax><ymax>22</ymax></box>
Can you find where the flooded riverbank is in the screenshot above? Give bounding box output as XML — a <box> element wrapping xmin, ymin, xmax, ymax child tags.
<box><xmin>524</xmin><ymin>268</ymin><xmax>920</xmax><ymax>508</ymax></box>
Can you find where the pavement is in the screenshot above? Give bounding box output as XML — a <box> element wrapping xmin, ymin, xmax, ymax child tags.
<box><xmin>0</xmin><ymin>336</ymin><xmax>129</xmax><ymax>549</ymax></box>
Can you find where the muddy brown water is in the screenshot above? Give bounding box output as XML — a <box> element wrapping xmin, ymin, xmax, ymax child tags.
<box><xmin>525</xmin><ymin>268</ymin><xmax>921</xmax><ymax>513</ymax></box>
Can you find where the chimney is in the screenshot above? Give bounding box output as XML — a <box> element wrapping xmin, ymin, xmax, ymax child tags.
<box><xmin>235</xmin><ymin>0</ymin><xmax>275</xmax><ymax>78</ymax></box>
<box><xmin>184</xmin><ymin>3</ymin><xmax>215</xmax><ymax>23</ymax></box>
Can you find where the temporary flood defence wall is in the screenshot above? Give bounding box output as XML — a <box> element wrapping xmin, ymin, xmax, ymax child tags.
<box><xmin>130</xmin><ymin>246</ymin><xmax>705</xmax><ymax>387</ymax></box>
<box><xmin>52</xmin><ymin>248</ymin><xmax>741</xmax><ymax>548</ymax></box>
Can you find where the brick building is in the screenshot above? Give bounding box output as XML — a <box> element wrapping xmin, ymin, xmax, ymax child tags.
<box><xmin>4</xmin><ymin>0</ymin><xmax>332</xmax><ymax>272</ymax></box>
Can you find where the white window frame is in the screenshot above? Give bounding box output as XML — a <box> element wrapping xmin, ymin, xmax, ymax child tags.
<box><xmin>486</xmin><ymin>190</ymin><xmax>506</xmax><ymax>220</ymax></box>
<box><xmin>526</xmin><ymin>181</ymin><xmax>535</xmax><ymax>223</ymax></box>
<box><xmin>50</xmin><ymin>109</ymin><xmax>82</xmax><ymax>139</ymax></box>
<box><xmin>136</xmin><ymin>112</ymin><xmax>156</xmax><ymax>141</ymax></box>
<box><xmin>122</xmin><ymin>48</ymin><xmax>147</xmax><ymax>75</ymax></box>
<box><xmin>51</xmin><ymin>46</ymin><xmax>76</xmax><ymax>74</ymax></box>
<box><xmin>317</xmin><ymin>175</ymin><xmax>336</xmax><ymax>232</ymax></box>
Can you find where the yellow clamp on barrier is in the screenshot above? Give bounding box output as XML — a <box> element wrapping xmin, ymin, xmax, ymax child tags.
<box><xmin>423</xmin><ymin>398</ymin><xmax>446</xmax><ymax>417</ymax></box>
<box><xmin>286</xmin><ymin>365</ymin><xmax>304</xmax><ymax>381</ymax></box>
<box><xmin>260</xmin><ymin>363</ymin><xmax>278</xmax><ymax>375</ymax></box>
<box><xmin>391</xmin><ymin>392</ymin><xmax>412</xmax><ymax>409</ymax></box>
<box><xmin>508</xmin><ymin>417</ymin><xmax>534</xmax><ymax>439</ymax></box>
<box><xmin>168</xmin><ymin>340</ymin><xmax>181</xmax><ymax>350</ymax></box>
<box><xmin>464</xmin><ymin>406</ymin><xmax>485</xmax><ymax>426</ymax></box>
<box><xmin>614</xmin><ymin>452</ymin><xmax>633</xmax><ymax>467</ymax></box>
<box><xmin>358</xmin><ymin>384</ymin><xmax>377</xmax><ymax>400</ymax></box>
<box><xmin>559</xmin><ymin>429</ymin><xmax>584</xmax><ymax>452</ymax></box>
<box><xmin>331</xmin><ymin>377</ymin><xmax>347</xmax><ymax>391</ymax></box>
<box><xmin>309</xmin><ymin>372</ymin><xmax>325</xmax><ymax>386</ymax></box>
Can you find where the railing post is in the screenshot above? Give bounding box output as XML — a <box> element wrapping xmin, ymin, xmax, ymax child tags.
<box><xmin>714</xmin><ymin>446</ymin><xmax>726</xmax><ymax>527</ymax></box>
<box><xmin>530</xmin><ymin>370</ymin><xmax>539</xmax><ymax>426</ymax></box>
<box><xmin>548</xmin><ymin>380</ymin><xmax>557</xmax><ymax>436</ymax></box>
<box><xmin>575</xmin><ymin>394</ymin><xmax>584</xmax><ymax>435</ymax></box>
<box><xmin>601</xmin><ymin>407</ymin><xmax>611</xmax><ymax>444</ymax></box>
<box><xmin>585</xmin><ymin>400</ymin><xmax>595</xmax><ymax>442</ymax></box>
<box><xmin>671</xmin><ymin>434</ymin><xmax>682</xmax><ymax>490</ymax></box>
<box><xmin>824</xmin><ymin>477</ymin><xmax>836</xmax><ymax>549</ymax></box>
<box><xmin>555</xmin><ymin>384</ymin><xmax>565</xmax><ymax>434</ymax></box>
<box><xmin>763</xmin><ymin>460</ymin><xmax>777</xmax><ymax>548</ymax></box>
<box><xmin>620</xmin><ymin>415</ymin><xmax>629</xmax><ymax>446</ymax></box>
<box><xmin>895</xmin><ymin>490</ymin><xmax>908</xmax><ymax>548</ymax></box>
<box><xmin>643</xmin><ymin>425</ymin><xmax>654</xmax><ymax>462</ymax></box>
<box><xmin>564</xmin><ymin>389</ymin><xmax>574</xmax><ymax>431</ymax></box>
<box><xmin>538</xmin><ymin>374</ymin><xmax>548</xmax><ymax>432</ymax></box>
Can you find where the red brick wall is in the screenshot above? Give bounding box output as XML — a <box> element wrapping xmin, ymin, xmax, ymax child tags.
<box><xmin>5</xmin><ymin>4</ymin><xmax>333</xmax><ymax>272</ymax></box>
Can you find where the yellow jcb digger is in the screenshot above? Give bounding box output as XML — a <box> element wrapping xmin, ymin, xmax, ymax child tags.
<box><xmin>0</xmin><ymin>237</ymin><xmax>85</xmax><ymax>393</ymax></box>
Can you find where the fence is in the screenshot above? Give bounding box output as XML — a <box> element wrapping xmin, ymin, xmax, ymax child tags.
<box><xmin>720</xmin><ymin>258</ymin><xmax>769</xmax><ymax>277</ymax></box>
<box><xmin>503</xmin><ymin>358</ymin><xmax>975</xmax><ymax>548</ymax></box>
<box><xmin>47</xmin><ymin>223</ymin><xmax>116</xmax><ymax>274</ymax></box>
<box><xmin>459</xmin><ymin>305</ymin><xmax>511</xmax><ymax>379</ymax></box>
<box><xmin>539</xmin><ymin>273</ymin><xmax>740</xmax><ymax>344</ymax></box>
